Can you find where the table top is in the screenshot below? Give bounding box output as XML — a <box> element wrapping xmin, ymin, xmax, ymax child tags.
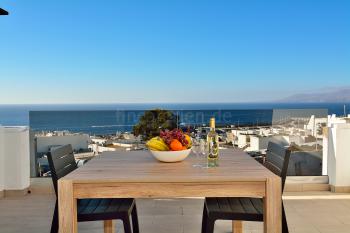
<box><xmin>63</xmin><ymin>149</ymin><xmax>277</xmax><ymax>183</ymax></box>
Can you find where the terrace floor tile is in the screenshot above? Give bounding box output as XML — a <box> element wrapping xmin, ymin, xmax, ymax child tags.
<box><xmin>0</xmin><ymin>192</ymin><xmax>350</xmax><ymax>233</ymax></box>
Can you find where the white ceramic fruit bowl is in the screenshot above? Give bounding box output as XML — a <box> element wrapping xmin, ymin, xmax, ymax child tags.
<box><xmin>149</xmin><ymin>149</ymin><xmax>191</xmax><ymax>163</ymax></box>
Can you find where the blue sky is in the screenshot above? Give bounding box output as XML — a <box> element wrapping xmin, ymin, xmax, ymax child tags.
<box><xmin>0</xmin><ymin>0</ymin><xmax>349</xmax><ymax>104</ymax></box>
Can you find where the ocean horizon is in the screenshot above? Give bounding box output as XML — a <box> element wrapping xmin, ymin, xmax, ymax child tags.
<box><xmin>0</xmin><ymin>103</ymin><xmax>349</xmax><ymax>135</ymax></box>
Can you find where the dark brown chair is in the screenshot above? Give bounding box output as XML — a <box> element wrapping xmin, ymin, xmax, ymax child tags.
<box><xmin>48</xmin><ymin>144</ymin><xmax>139</xmax><ymax>233</ymax></box>
<box><xmin>201</xmin><ymin>142</ymin><xmax>291</xmax><ymax>233</ymax></box>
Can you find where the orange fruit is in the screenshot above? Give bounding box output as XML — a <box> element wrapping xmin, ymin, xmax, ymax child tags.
<box><xmin>182</xmin><ymin>146</ymin><xmax>187</xmax><ymax>150</ymax></box>
<box><xmin>170</xmin><ymin>139</ymin><xmax>183</xmax><ymax>151</ymax></box>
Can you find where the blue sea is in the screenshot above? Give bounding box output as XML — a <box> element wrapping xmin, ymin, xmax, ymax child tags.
<box><xmin>0</xmin><ymin>103</ymin><xmax>348</xmax><ymax>135</ymax></box>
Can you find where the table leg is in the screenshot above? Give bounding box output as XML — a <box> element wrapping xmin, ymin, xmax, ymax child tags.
<box><xmin>104</xmin><ymin>220</ymin><xmax>115</xmax><ymax>233</ymax></box>
<box><xmin>264</xmin><ymin>177</ymin><xmax>281</xmax><ymax>233</ymax></box>
<box><xmin>58</xmin><ymin>179</ymin><xmax>78</xmax><ymax>233</ymax></box>
<box><xmin>232</xmin><ymin>220</ymin><xmax>242</xmax><ymax>233</ymax></box>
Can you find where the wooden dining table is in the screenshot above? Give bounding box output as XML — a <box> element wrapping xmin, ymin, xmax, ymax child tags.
<box><xmin>58</xmin><ymin>149</ymin><xmax>282</xmax><ymax>233</ymax></box>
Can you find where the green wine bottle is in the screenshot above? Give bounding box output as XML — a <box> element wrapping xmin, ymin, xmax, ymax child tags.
<box><xmin>207</xmin><ymin>117</ymin><xmax>219</xmax><ymax>167</ymax></box>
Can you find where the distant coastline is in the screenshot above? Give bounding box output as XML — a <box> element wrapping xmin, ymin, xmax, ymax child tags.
<box><xmin>278</xmin><ymin>87</ymin><xmax>350</xmax><ymax>103</ymax></box>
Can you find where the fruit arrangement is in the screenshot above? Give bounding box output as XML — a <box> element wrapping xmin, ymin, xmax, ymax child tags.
<box><xmin>146</xmin><ymin>129</ymin><xmax>192</xmax><ymax>151</ymax></box>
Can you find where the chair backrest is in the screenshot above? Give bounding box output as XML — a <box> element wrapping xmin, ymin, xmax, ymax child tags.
<box><xmin>265</xmin><ymin>142</ymin><xmax>291</xmax><ymax>192</ymax></box>
<box><xmin>47</xmin><ymin>144</ymin><xmax>78</xmax><ymax>196</ymax></box>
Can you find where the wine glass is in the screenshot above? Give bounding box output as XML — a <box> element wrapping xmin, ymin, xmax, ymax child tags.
<box><xmin>191</xmin><ymin>137</ymin><xmax>201</xmax><ymax>167</ymax></box>
<box><xmin>199</xmin><ymin>139</ymin><xmax>209</xmax><ymax>168</ymax></box>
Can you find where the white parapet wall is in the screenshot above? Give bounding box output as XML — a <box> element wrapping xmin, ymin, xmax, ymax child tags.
<box><xmin>327</xmin><ymin>121</ymin><xmax>350</xmax><ymax>192</ymax></box>
<box><xmin>0</xmin><ymin>126</ymin><xmax>30</xmax><ymax>197</ymax></box>
<box><xmin>0</xmin><ymin>127</ymin><xmax>4</xmax><ymax>197</ymax></box>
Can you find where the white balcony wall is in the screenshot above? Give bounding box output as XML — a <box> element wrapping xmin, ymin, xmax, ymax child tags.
<box><xmin>0</xmin><ymin>126</ymin><xmax>30</xmax><ymax>193</ymax></box>
<box><xmin>0</xmin><ymin>127</ymin><xmax>5</xmax><ymax>194</ymax></box>
<box><xmin>327</xmin><ymin>122</ymin><xmax>350</xmax><ymax>189</ymax></box>
<box><xmin>323</xmin><ymin>115</ymin><xmax>348</xmax><ymax>176</ymax></box>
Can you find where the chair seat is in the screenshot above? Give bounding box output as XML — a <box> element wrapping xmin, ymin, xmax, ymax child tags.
<box><xmin>205</xmin><ymin>197</ymin><xmax>264</xmax><ymax>221</ymax></box>
<box><xmin>77</xmin><ymin>198</ymin><xmax>135</xmax><ymax>222</ymax></box>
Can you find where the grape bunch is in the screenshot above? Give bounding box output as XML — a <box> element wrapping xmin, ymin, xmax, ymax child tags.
<box><xmin>160</xmin><ymin>129</ymin><xmax>173</xmax><ymax>145</ymax></box>
<box><xmin>160</xmin><ymin>129</ymin><xmax>189</xmax><ymax>147</ymax></box>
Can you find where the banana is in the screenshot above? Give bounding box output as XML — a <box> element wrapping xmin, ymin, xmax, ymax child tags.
<box><xmin>146</xmin><ymin>137</ymin><xmax>169</xmax><ymax>151</ymax></box>
<box><xmin>184</xmin><ymin>134</ymin><xmax>192</xmax><ymax>149</ymax></box>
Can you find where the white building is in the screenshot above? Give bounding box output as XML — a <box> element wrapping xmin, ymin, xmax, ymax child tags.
<box><xmin>0</xmin><ymin>126</ymin><xmax>30</xmax><ymax>198</ymax></box>
<box><xmin>237</xmin><ymin>134</ymin><xmax>249</xmax><ymax>148</ymax></box>
<box><xmin>231</xmin><ymin>129</ymin><xmax>258</xmax><ymax>148</ymax></box>
<box><xmin>90</xmin><ymin>137</ymin><xmax>108</xmax><ymax>145</ymax></box>
<box><xmin>36</xmin><ymin>133</ymin><xmax>90</xmax><ymax>153</ymax></box>
<box><xmin>248</xmin><ymin>135</ymin><xmax>270</xmax><ymax>152</ymax></box>
<box><xmin>257</xmin><ymin>128</ymin><xmax>273</xmax><ymax>136</ymax></box>
<box><xmin>246</xmin><ymin>135</ymin><xmax>292</xmax><ymax>152</ymax></box>
<box><xmin>305</xmin><ymin>115</ymin><xmax>328</xmax><ymax>137</ymax></box>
